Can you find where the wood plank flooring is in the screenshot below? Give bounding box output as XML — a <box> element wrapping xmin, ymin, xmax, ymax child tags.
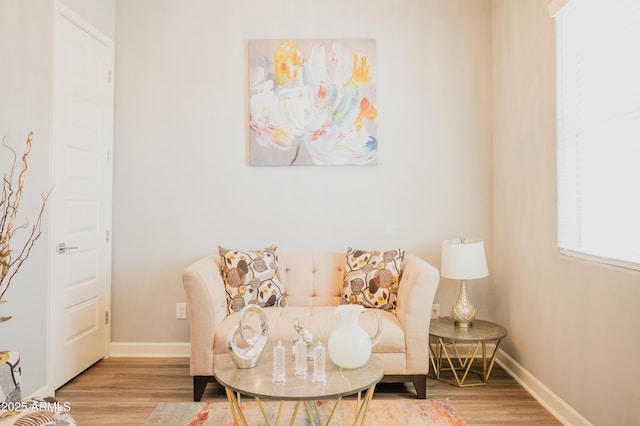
<box><xmin>55</xmin><ymin>357</ymin><xmax>561</xmax><ymax>425</ymax></box>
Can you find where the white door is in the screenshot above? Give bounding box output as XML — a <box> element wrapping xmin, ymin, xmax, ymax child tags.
<box><xmin>49</xmin><ymin>4</ymin><xmax>114</xmax><ymax>390</ymax></box>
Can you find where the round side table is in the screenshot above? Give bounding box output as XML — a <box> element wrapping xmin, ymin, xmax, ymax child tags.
<box><xmin>428</xmin><ymin>317</ymin><xmax>507</xmax><ymax>387</ymax></box>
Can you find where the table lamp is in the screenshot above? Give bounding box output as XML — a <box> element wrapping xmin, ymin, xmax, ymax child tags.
<box><xmin>441</xmin><ymin>238</ymin><xmax>488</xmax><ymax>328</ymax></box>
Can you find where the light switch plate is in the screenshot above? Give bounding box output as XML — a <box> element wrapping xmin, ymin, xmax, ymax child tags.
<box><xmin>176</xmin><ymin>302</ymin><xmax>187</xmax><ymax>319</ymax></box>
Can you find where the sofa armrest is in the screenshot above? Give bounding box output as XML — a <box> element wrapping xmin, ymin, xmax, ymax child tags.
<box><xmin>395</xmin><ymin>254</ymin><xmax>440</xmax><ymax>373</ymax></box>
<box><xmin>182</xmin><ymin>255</ymin><xmax>228</xmax><ymax>376</ymax></box>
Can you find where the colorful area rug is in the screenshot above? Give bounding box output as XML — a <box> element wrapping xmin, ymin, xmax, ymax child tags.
<box><xmin>144</xmin><ymin>398</ymin><xmax>465</xmax><ymax>425</ymax></box>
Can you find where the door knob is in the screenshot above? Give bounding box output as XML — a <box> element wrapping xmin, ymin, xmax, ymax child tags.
<box><xmin>57</xmin><ymin>242</ymin><xmax>79</xmax><ymax>254</ymax></box>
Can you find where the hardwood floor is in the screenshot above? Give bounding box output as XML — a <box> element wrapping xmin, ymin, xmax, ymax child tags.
<box><xmin>55</xmin><ymin>357</ymin><xmax>561</xmax><ymax>425</ymax></box>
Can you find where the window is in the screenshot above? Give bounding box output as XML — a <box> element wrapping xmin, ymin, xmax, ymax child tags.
<box><xmin>552</xmin><ymin>0</ymin><xmax>640</xmax><ymax>270</ymax></box>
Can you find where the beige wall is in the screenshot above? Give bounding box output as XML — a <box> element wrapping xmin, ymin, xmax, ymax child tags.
<box><xmin>6</xmin><ymin>1</ymin><xmax>637</xmax><ymax>422</ymax></box>
<box><xmin>112</xmin><ymin>0</ymin><xmax>493</xmax><ymax>342</ymax></box>
<box><xmin>492</xmin><ymin>1</ymin><xmax>640</xmax><ymax>424</ymax></box>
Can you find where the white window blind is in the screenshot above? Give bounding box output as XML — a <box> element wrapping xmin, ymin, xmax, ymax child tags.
<box><xmin>553</xmin><ymin>0</ymin><xmax>640</xmax><ymax>269</ymax></box>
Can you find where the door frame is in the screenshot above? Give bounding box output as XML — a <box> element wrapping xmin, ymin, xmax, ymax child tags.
<box><xmin>48</xmin><ymin>1</ymin><xmax>114</xmax><ymax>390</ymax></box>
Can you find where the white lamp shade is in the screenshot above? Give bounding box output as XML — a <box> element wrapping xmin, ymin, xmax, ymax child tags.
<box><xmin>441</xmin><ymin>238</ymin><xmax>488</xmax><ymax>280</ymax></box>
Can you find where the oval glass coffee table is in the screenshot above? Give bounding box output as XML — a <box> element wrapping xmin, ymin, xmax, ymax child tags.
<box><xmin>214</xmin><ymin>349</ymin><xmax>384</xmax><ymax>425</ymax></box>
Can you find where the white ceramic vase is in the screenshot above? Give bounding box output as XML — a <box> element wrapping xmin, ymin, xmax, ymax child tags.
<box><xmin>327</xmin><ymin>304</ymin><xmax>382</xmax><ymax>369</ymax></box>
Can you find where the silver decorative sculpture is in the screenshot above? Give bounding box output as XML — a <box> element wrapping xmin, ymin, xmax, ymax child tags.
<box><xmin>293</xmin><ymin>317</ymin><xmax>314</xmax><ymax>359</ymax></box>
<box><xmin>226</xmin><ymin>304</ymin><xmax>268</xmax><ymax>368</ymax></box>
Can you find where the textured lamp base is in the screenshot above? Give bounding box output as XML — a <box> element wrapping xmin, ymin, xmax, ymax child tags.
<box><xmin>450</xmin><ymin>280</ymin><xmax>475</xmax><ymax>328</ymax></box>
<box><xmin>453</xmin><ymin>319</ymin><xmax>474</xmax><ymax>328</ymax></box>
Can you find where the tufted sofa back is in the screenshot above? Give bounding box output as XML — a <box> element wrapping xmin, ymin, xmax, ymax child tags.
<box><xmin>278</xmin><ymin>252</ymin><xmax>345</xmax><ymax>307</ymax></box>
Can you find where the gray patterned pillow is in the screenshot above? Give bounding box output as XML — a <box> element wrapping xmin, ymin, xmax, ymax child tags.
<box><xmin>219</xmin><ymin>245</ymin><xmax>286</xmax><ymax>313</ymax></box>
<box><xmin>341</xmin><ymin>247</ymin><xmax>405</xmax><ymax>311</ymax></box>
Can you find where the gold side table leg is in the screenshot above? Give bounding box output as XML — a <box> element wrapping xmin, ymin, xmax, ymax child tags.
<box><xmin>485</xmin><ymin>338</ymin><xmax>503</xmax><ymax>383</ymax></box>
<box><xmin>432</xmin><ymin>338</ymin><xmax>504</xmax><ymax>387</ymax></box>
<box><xmin>482</xmin><ymin>342</ymin><xmax>488</xmax><ymax>382</ymax></box>
<box><xmin>457</xmin><ymin>342</ymin><xmax>481</xmax><ymax>384</ymax></box>
<box><xmin>440</xmin><ymin>340</ymin><xmax>463</xmax><ymax>385</ymax></box>
<box><xmin>429</xmin><ymin>337</ymin><xmax>446</xmax><ymax>380</ymax></box>
<box><xmin>429</xmin><ymin>338</ymin><xmax>438</xmax><ymax>378</ymax></box>
<box><xmin>436</xmin><ymin>339</ymin><xmax>482</xmax><ymax>387</ymax></box>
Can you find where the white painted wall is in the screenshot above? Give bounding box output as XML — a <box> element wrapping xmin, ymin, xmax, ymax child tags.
<box><xmin>112</xmin><ymin>0</ymin><xmax>493</xmax><ymax>342</ymax></box>
<box><xmin>492</xmin><ymin>1</ymin><xmax>640</xmax><ymax>424</ymax></box>
<box><xmin>0</xmin><ymin>0</ymin><xmax>114</xmax><ymax>396</ymax></box>
<box><xmin>0</xmin><ymin>0</ymin><xmax>54</xmax><ymax>397</ymax></box>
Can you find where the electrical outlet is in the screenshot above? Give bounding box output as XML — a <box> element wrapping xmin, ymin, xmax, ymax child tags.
<box><xmin>431</xmin><ymin>304</ymin><xmax>440</xmax><ymax>319</ymax></box>
<box><xmin>176</xmin><ymin>302</ymin><xmax>187</xmax><ymax>319</ymax></box>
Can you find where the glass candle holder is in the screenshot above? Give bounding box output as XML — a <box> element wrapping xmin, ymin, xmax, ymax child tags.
<box><xmin>272</xmin><ymin>340</ymin><xmax>286</xmax><ymax>383</ymax></box>
<box><xmin>294</xmin><ymin>339</ymin><xmax>307</xmax><ymax>377</ymax></box>
<box><xmin>312</xmin><ymin>341</ymin><xmax>327</xmax><ymax>384</ymax></box>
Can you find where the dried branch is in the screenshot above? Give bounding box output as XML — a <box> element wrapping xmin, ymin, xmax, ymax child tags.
<box><xmin>5</xmin><ymin>132</ymin><xmax>31</xmax><ymax>241</ymax></box>
<box><xmin>0</xmin><ymin>138</ymin><xmax>18</xmax><ymax>238</ymax></box>
<box><xmin>0</xmin><ymin>190</ymin><xmax>51</xmax><ymax>301</ymax></box>
<box><xmin>0</xmin><ymin>132</ymin><xmax>50</xmax><ymax>308</ymax></box>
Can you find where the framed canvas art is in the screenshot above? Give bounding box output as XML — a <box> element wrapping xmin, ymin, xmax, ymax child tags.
<box><xmin>248</xmin><ymin>39</ymin><xmax>377</xmax><ymax>166</ymax></box>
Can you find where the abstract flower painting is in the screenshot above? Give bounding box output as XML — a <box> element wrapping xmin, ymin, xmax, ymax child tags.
<box><xmin>248</xmin><ymin>39</ymin><xmax>377</xmax><ymax>166</ymax></box>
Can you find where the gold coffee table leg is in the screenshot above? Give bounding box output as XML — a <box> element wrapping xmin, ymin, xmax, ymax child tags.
<box><xmin>304</xmin><ymin>401</ymin><xmax>316</xmax><ymax>425</ymax></box>
<box><xmin>256</xmin><ymin>397</ymin><xmax>283</xmax><ymax>426</ymax></box>
<box><xmin>273</xmin><ymin>400</ymin><xmax>284</xmax><ymax>425</ymax></box>
<box><xmin>352</xmin><ymin>384</ymin><xmax>376</xmax><ymax>425</ymax></box>
<box><xmin>324</xmin><ymin>396</ymin><xmax>342</xmax><ymax>425</ymax></box>
<box><xmin>288</xmin><ymin>401</ymin><xmax>301</xmax><ymax>426</ymax></box>
<box><xmin>298</xmin><ymin>391</ymin><xmax>371</xmax><ymax>426</ymax></box>
<box><xmin>223</xmin><ymin>389</ymin><xmax>377</xmax><ymax>426</ymax></box>
<box><xmin>225</xmin><ymin>388</ymin><xmax>248</xmax><ymax>425</ymax></box>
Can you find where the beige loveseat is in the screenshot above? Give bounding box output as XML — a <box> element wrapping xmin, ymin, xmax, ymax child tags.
<box><xmin>182</xmin><ymin>251</ymin><xmax>440</xmax><ymax>400</ymax></box>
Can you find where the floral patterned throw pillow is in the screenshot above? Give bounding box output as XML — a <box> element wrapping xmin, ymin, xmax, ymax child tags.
<box><xmin>219</xmin><ymin>245</ymin><xmax>286</xmax><ymax>313</ymax></box>
<box><xmin>342</xmin><ymin>247</ymin><xmax>405</xmax><ymax>311</ymax></box>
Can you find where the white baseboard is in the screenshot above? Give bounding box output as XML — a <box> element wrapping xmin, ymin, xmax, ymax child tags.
<box><xmin>496</xmin><ymin>349</ymin><xmax>592</xmax><ymax>426</ymax></box>
<box><xmin>109</xmin><ymin>342</ymin><xmax>190</xmax><ymax>357</ymax></box>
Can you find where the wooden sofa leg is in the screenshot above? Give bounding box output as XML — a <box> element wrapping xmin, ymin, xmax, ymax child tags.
<box><xmin>194</xmin><ymin>376</ymin><xmax>215</xmax><ymax>401</ymax></box>
<box><xmin>413</xmin><ymin>374</ymin><xmax>427</xmax><ymax>399</ymax></box>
